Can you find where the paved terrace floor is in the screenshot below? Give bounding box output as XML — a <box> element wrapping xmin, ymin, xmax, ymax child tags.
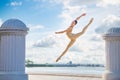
<box><xmin>28</xmin><ymin>73</ymin><xmax>102</xmax><ymax>80</ymax></box>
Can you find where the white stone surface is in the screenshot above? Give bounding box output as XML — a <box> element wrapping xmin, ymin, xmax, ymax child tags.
<box><xmin>103</xmin><ymin>27</ymin><xmax>120</xmax><ymax>80</ymax></box>
<box><xmin>29</xmin><ymin>74</ymin><xmax>102</xmax><ymax>80</ymax></box>
<box><xmin>0</xmin><ymin>19</ymin><xmax>28</xmax><ymax>80</ymax></box>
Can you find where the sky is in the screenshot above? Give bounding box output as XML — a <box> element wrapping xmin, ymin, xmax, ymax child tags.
<box><xmin>0</xmin><ymin>0</ymin><xmax>120</xmax><ymax>64</ymax></box>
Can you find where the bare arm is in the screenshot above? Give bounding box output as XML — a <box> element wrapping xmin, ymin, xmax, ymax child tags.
<box><xmin>81</xmin><ymin>18</ymin><xmax>94</xmax><ymax>34</ymax></box>
<box><xmin>55</xmin><ymin>29</ymin><xmax>67</xmax><ymax>34</ymax></box>
<box><xmin>75</xmin><ymin>13</ymin><xmax>86</xmax><ymax>21</ymax></box>
<box><xmin>55</xmin><ymin>13</ymin><xmax>87</xmax><ymax>34</ymax></box>
<box><xmin>70</xmin><ymin>13</ymin><xmax>86</xmax><ymax>26</ymax></box>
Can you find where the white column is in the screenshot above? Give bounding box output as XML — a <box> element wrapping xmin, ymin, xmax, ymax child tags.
<box><xmin>0</xmin><ymin>19</ymin><xmax>28</xmax><ymax>80</ymax></box>
<box><xmin>103</xmin><ymin>28</ymin><xmax>120</xmax><ymax>80</ymax></box>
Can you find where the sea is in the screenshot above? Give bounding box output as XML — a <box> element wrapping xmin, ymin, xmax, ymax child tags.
<box><xmin>26</xmin><ymin>66</ymin><xmax>105</xmax><ymax>76</ymax></box>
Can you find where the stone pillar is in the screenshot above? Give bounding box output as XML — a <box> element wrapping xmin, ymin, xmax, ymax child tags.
<box><xmin>0</xmin><ymin>19</ymin><xmax>29</xmax><ymax>80</ymax></box>
<box><xmin>103</xmin><ymin>27</ymin><xmax>120</xmax><ymax>80</ymax></box>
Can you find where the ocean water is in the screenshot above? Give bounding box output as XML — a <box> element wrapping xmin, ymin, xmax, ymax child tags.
<box><xmin>26</xmin><ymin>66</ymin><xmax>105</xmax><ymax>75</ymax></box>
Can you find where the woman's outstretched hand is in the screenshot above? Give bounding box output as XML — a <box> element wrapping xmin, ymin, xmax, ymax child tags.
<box><xmin>76</xmin><ymin>13</ymin><xmax>86</xmax><ymax>20</ymax></box>
<box><xmin>81</xmin><ymin>13</ymin><xmax>86</xmax><ymax>16</ymax></box>
<box><xmin>55</xmin><ymin>32</ymin><xmax>62</xmax><ymax>34</ymax></box>
<box><xmin>55</xmin><ymin>32</ymin><xmax>58</xmax><ymax>34</ymax></box>
<box><xmin>55</xmin><ymin>32</ymin><xmax>59</xmax><ymax>34</ymax></box>
<box><xmin>90</xmin><ymin>18</ymin><xmax>94</xmax><ymax>23</ymax></box>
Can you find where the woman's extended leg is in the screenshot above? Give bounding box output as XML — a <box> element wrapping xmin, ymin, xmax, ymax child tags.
<box><xmin>74</xmin><ymin>18</ymin><xmax>94</xmax><ymax>38</ymax></box>
<box><xmin>56</xmin><ymin>39</ymin><xmax>76</xmax><ymax>62</ymax></box>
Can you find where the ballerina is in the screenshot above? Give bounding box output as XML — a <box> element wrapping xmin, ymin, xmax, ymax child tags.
<box><xmin>55</xmin><ymin>13</ymin><xmax>94</xmax><ymax>62</ymax></box>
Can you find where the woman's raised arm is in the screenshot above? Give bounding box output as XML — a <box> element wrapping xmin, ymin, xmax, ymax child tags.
<box><xmin>75</xmin><ymin>13</ymin><xmax>86</xmax><ymax>21</ymax></box>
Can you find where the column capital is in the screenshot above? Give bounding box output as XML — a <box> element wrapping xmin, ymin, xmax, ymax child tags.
<box><xmin>0</xmin><ymin>30</ymin><xmax>28</xmax><ymax>36</ymax></box>
<box><xmin>103</xmin><ymin>27</ymin><xmax>120</xmax><ymax>41</ymax></box>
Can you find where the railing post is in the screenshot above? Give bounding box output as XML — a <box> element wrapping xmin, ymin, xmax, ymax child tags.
<box><xmin>0</xmin><ymin>19</ymin><xmax>29</xmax><ymax>80</ymax></box>
<box><xmin>103</xmin><ymin>27</ymin><xmax>120</xmax><ymax>80</ymax></box>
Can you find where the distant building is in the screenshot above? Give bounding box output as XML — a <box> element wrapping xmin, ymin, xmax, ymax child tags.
<box><xmin>68</xmin><ymin>61</ymin><xmax>72</xmax><ymax>65</ymax></box>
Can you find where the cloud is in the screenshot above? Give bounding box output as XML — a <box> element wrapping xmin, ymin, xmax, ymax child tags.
<box><xmin>97</xmin><ymin>0</ymin><xmax>120</xmax><ymax>7</ymax></box>
<box><xmin>47</xmin><ymin>0</ymin><xmax>99</xmax><ymax>6</ymax></box>
<box><xmin>90</xmin><ymin>35</ymin><xmax>102</xmax><ymax>41</ymax></box>
<box><xmin>7</xmin><ymin>1</ymin><xmax>22</xmax><ymax>7</ymax></box>
<box><xmin>27</xmin><ymin>33</ymin><xmax>105</xmax><ymax>64</ymax></box>
<box><xmin>33</xmin><ymin>35</ymin><xmax>56</xmax><ymax>48</ymax></box>
<box><xmin>28</xmin><ymin>24</ymin><xmax>44</xmax><ymax>31</ymax></box>
<box><xmin>69</xmin><ymin>0</ymin><xmax>100</xmax><ymax>6</ymax></box>
<box><xmin>26</xmin><ymin>0</ymin><xmax>107</xmax><ymax>64</ymax></box>
<box><xmin>0</xmin><ymin>19</ymin><xmax>3</xmax><ymax>26</ymax></box>
<box><xmin>58</xmin><ymin>0</ymin><xmax>88</xmax><ymax>27</ymax></box>
<box><xmin>69</xmin><ymin>45</ymin><xmax>83</xmax><ymax>52</ymax></box>
<box><xmin>57</xmin><ymin>0</ymin><xmax>101</xmax><ymax>28</ymax></box>
<box><xmin>95</xmin><ymin>15</ymin><xmax>120</xmax><ymax>34</ymax></box>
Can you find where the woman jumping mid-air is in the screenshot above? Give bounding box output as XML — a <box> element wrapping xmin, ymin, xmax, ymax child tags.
<box><xmin>55</xmin><ymin>13</ymin><xmax>94</xmax><ymax>62</ymax></box>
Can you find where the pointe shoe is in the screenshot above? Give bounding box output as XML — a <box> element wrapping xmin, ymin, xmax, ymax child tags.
<box><xmin>90</xmin><ymin>18</ymin><xmax>94</xmax><ymax>23</ymax></box>
<box><xmin>56</xmin><ymin>57</ymin><xmax>61</xmax><ymax>62</ymax></box>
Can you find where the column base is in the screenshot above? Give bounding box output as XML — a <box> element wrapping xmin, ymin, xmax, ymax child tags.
<box><xmin>0</xmin><ymin>73</ymin><xmax>28</xmax><ymax>80</ymax></box>
<box><xmin>103</xmin><ymin>71</ymin><xmax>120</xmax><ymax>80</ymax></box>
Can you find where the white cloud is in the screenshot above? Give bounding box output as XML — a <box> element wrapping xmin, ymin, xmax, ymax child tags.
<box><xmin>97</xmin><ymin>0</ymin><xmax>120</xmax><ymax>7</ymax></box>
<box><xmin>26</xmin><ymin>32</ymin><xmax>105</xmax><ymax>64</ymax></box>
<box><xmin>33</xmin><ymin>35</ymin><xmax>56</xmax><ymax>47</ymax></box>
<box><xmin>26</xmin><ymin>0</ymin><xmax>107</xmax><ymax>64</ymax></box>
<box><xmin>90</xmin><ymin>35</ymin><xmax>102</xmax><ymax>41</ymax></box>
<box><xmin>95</xmin><ymin>15</ymin><xmax>120</xmax><ymax>34</ymax></box>
<box><xmin>28</xmin><ymin>24</ymin><xmax>44</xmax><ymax>31</ymax></box>
<box><xmin>47</xmin><ymin>0</ymin><xmax>100</xmax><ymax>6</ymax></box>
<box><xmin>69</xmin><ymin>0</ymin><xmax>100</xmax><ymax>6</ymax></box>
<box><xmin>33</xmin><ymin>38</ymin><xmax>55</xmax><ymax>48</ymax></box>
<box><xmin>58</xmin><ymin>0</ymin><xmax>88</xmax><ymax>27</ymax></box>
<box><xmin>7</xmin><ymin>1</ymin><xmax>22</xmax><ymax>7</ymax></box>
<box><xmin>69</xmin><ymin>44</ymin><xmax>83</xmax><ymax>52</ymax></box>
<box><xmin>0</xmin><ymin>19</ymin><xmax>3</xmax><ymax>26</ymax></box>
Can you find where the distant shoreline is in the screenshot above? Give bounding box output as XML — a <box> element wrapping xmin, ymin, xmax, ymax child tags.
<box><xmin>26</xmin><ymin>63</ymin><xmax>104</xmax><ymax>67</ymax></box>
